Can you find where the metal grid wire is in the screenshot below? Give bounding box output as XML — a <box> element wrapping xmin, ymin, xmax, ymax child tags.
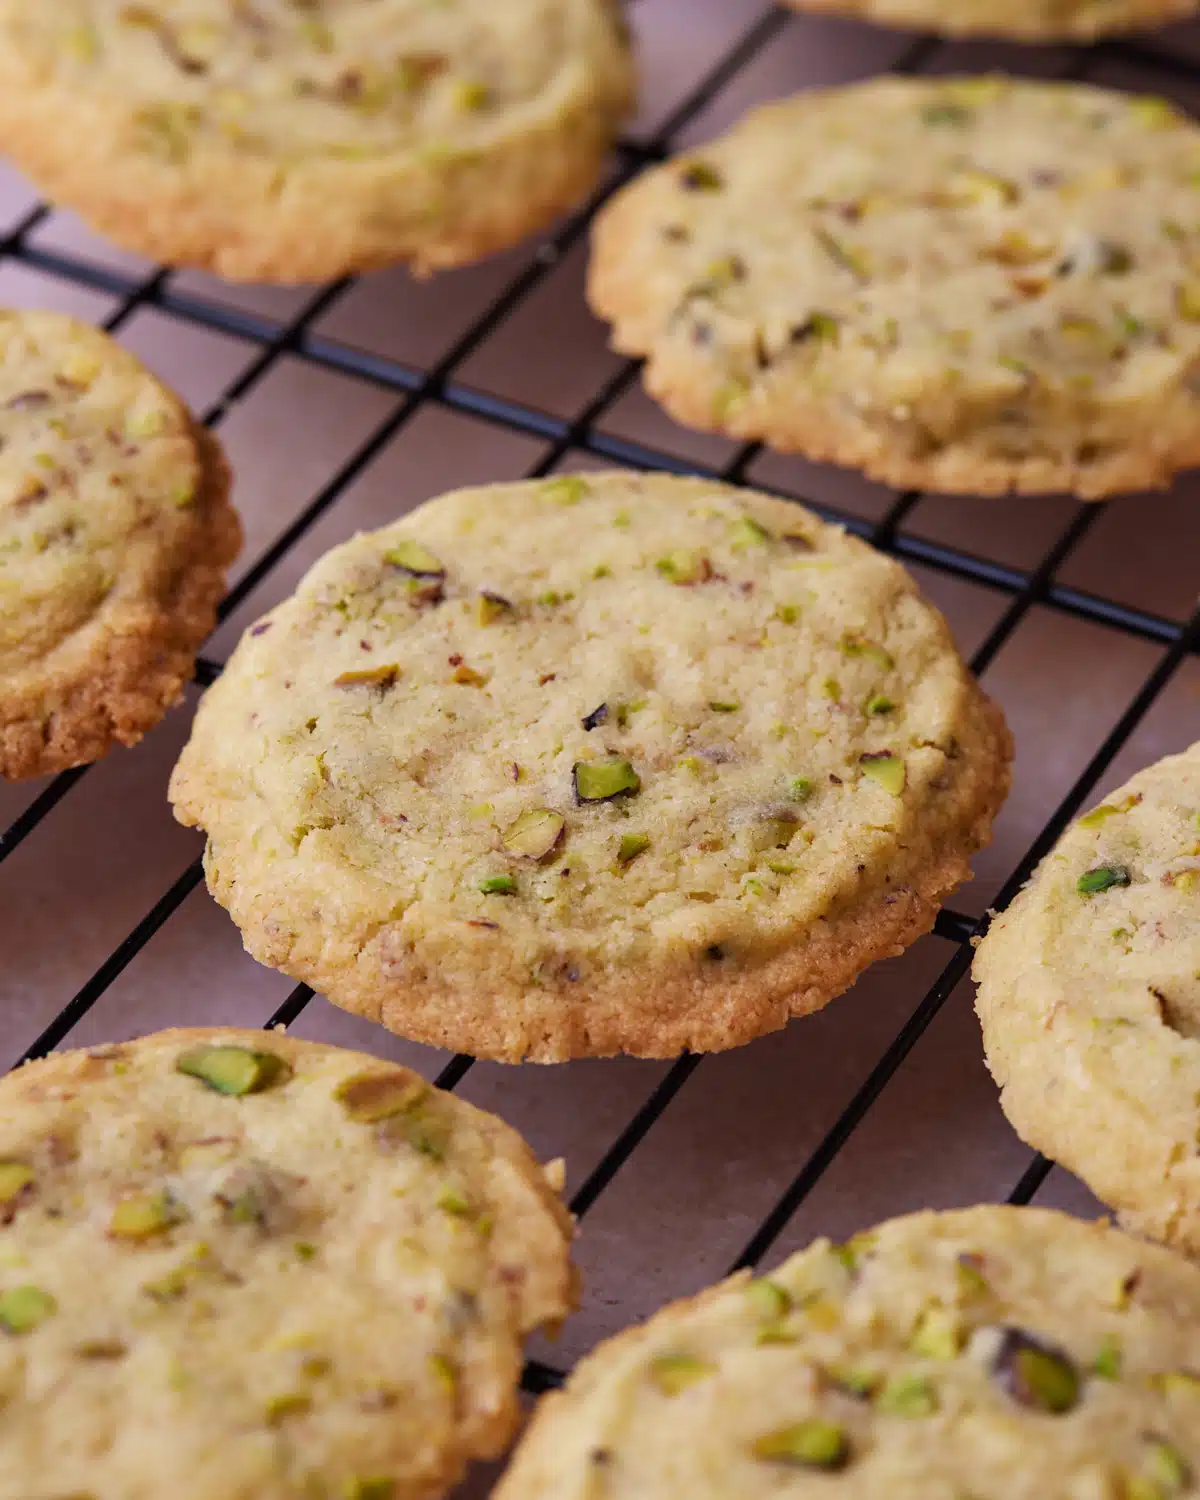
<box><xmin>3</xmin><ymin>1</ymin><xmax>1200</xmax><ymax>1402</ymax></box>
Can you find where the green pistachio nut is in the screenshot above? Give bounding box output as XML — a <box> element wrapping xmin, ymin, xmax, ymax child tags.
<box><xmin>478</xmin><ymin>874</ymin><xmax>518</xmax><ymax>895</ymax></box>
<box><xmin>0</xmin><ymin>1161</ymin><xmax>34</xmax><ymax>1206</ymax></box>
<box><xmin>502</xmin><ymin>809</ymin><xmax>565</xmax><ymax>861</ymax></box>
<box><xmin>655</xmin><ymin>550</ymin><xmax>711</xmax><ymax>585</ymax></box>
<box><xmin>177</xmin><ymin>1045</ymin><xmax>291</xmax><ymax>1096</ymax></box>
<box><xmin>990</xmin><ymin>1327</ymin><xmax>1080</xmax><ymax>1414</ymax></box>
<box><xmin>573</xmin><ymin>757</ymin><xmax>641</xmax><ymax>804</ymax></box>
<box><xmin>109</xmin><ymin>1191</ymin><xmax>185</xmax><ymax>1240</ymax></box>
<box><xmin>649</xmin><ymin>1353</ymin><xmax>717</xmax><ymax>1395</ymax></box>
<box><xmin>617</xmin><ymin>833</ymin><xmax>651</xmax><ymax>865</ymax></box>
<box><xmin>334</xmin><ymin>1072</ymin><xmax>429</xmax><ymax>1124</ymax></box>
<box><xmin>859</xmin><ymin>751</ymin><xmax>906</xmax><ymax>795</ymax></box>
<box><xmin>752</xmin><ymin>1419</ymin><xmax>850</xmax><ymax>1469</ymax></box>
<box><xmin>0</xmin><ymin>1285</ymin><xmax>56</xmax><ymax>1334</ymax></box>
<box><xmin>876</xmin><ymin>1373</ymin><xmax>938</xmax><ymax>1417</ymax></box>
<box><xmin>909</xmin><ymin>1304</ymin><xmax>964</xmax><ymax>1360</ymax></box>
<box><xmin>384</xmin><ymin>540</ymin><xmax>444</xmax><ymax>578</ymax></box>
<box><xmin>730</xmin><ymin>516</ymin><xmax>772</xmax><ymax>548</ymax></box>
<box><xmin>1077</xmin><ymin>865</ymin><xmax>1131</xmax><ymax>896</ymax></box>
<box><xmin>745</xmin><ymin>1278</ymin><xmax>792</xmax><ymax>1322</ymax></box>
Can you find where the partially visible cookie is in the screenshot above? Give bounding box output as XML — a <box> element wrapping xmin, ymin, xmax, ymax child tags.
<box><xmin>497</xmin><ymin>1205</ymin><xmax>1200</xmax><ymax>1500</ymax></box>
<box><xmin>0</xmin><ymin>310</ymin><xmax>239</xmax><ymax>780</ymax></box>
<box><xmin>170</xmin><ymin>471</ymin><xmax>1010</xmax><ymax>1063</ymax></box>
<box><xmin>589</xmin><ymin>77</ymin><xmax>1200</xmax><ymax>499</ymax></box>
<box><xmin>975</xmin><ymin>745</ymin><xmax>1200</xmax><ymax>1258</ymax></box>
<box><xmin>0</xmin><ymin>0</ymin><xmax>634</xmax><ymax>282</ymax></box>
<box><xmin>782</xmin><ymin>0</ymin><xmax>1199</xmax><ymax>42</ymax></box>
<box><xmin>0</xmin><ymin>1026</ymin><xmax>575</xmax><ymax>1500</ymax></box>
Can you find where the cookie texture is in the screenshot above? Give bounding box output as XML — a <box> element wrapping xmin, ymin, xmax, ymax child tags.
<box><xmin>0</xmin><ymin>310</ymin><xmax>239</xmax><ymax>781</ymax></box>
<box><xmin>975</xmin><ymin>745</ymin><xmax>1200</xmax><ymax>1258</ymax></box>
<box><xmin>0</xmin><ymin>0</ymin><xmax>633</xmax><ymax>283</ymax></box>
<box><xmin>589</xmin><ymin>77</ymin><xmax>1200</xmax><ymax>499</ymax></box>
<box><xmin>782</xmin><ymin>0</ymin><xmax>1199</xmax><ymax>41</ymax></box>
<box><xmin>0</xmin><ymin>1026</ymin><xmax>575</xmax><ymax>1500</ymax></box>
<box><xmin>170</xmin><ymin>472</ymin><xmax>1010</xmax><ymax>1063</ymax></box>
<box><xmin>498</xmin><ymin>1206</ymin><xmax>1200</xmax><ymax>1500</ymax></box>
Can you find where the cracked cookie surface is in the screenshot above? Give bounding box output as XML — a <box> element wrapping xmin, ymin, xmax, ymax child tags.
<box><xmin>0</xmin><ymin>309</ymin><xmax>239</xmax><ymax>781</ymax></box>
<box><xmin>170</xmin><ymin>472</ymin><xmax>1010</xmax><ymax>1062</ymax></box>
<box><xmin>0</xmin><ymin>0</ymin><xmax>633</xmax><ymax>281</ymax></box>
<box><xmin>589</xmin><ymin>77</ymin><xmax>1200</xmax><ymax>498</ymax></box>
<box><xmin>0</xmin><ymin>1026</ymin><xmax>575</xmax><ymax>1500</ymax></box>
<box><xmin>497</xmin><ymin>1206</ymin><xmax>1200</xmax><ymax>1500</ymax></box>
<box><xmin>975</xmin><ymin>744</ymin><xmax>1200</xmax><ymax>1257</ymax></box>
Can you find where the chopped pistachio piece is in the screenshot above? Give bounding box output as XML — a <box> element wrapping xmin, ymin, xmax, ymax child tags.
<box><xmin>265</xmin><ymin>1391</ymin><xmax>312</xmax><ymax>1426</ymax></box>
<box><xmin>1147</xmin><ymin>1441</ymin><xmax>1191</xmax><ymax>1493</ymax></box>
<box><xmin>709</xmin><ymin>700</ymin><xmax>739</xmax><ymax>713</ymax></box>
<box><xmin>109</xmin><ymin>1191</ymin><xmax>185</xmax><ymax>1241</ymax></box>
<box><xmin>859</xmin><ymin>751</ymin><xmax>905</xmax><ymax>795</ymax></box>
<box><xmin>909</xmin><ymin>1304</ymin><xmax>964</xmax><ymax>1360</ymax></box>
<box><xmin>0</xmin><ymin>1161</ymin><xmax>34</xmax><ymax>1206</ymax></box>
<box><xmin>334</xmin><ymin>1072</ymin><xmax>428</xmax><ymax>1123</ymax></box>
<box><xmin>990</xmin><ymin>1327</ymin><xmax>1080</xmax><ymax>1414</ymax></box>
<box><xmin>542</xmin><ymin>475</ymin><xmax>589</xmax><ymax>506</ymax></box>
<box><xmin>574</xmin><ymin>757</ymin><xmax>641</xmax><ymax>803</ymax></box>
<box><xmin>956</xmin><ymin>1252</ymin><xmax>990</xmax><ymax>1296</ymax></box>
<box><xmin>831</xmin><ymin>1365</ymin><xmax>879</xmax><ymax>1399</ymax></box>
<box><xmin>428</xmin><ymin>1353</ymin><xmax>457</xmax><ymax>1392</ymax></box>
<box><xmin>656</xmin><ymin>550</ymin><xmax>711</xmax><ymax>585</ymax></box>
<box><xmin>730</xmin><ymin>516</ymin><xmax>772</xmax><ymax>548</ymax></box>
<box><xmin>649</xmin><ymin>1353</ymin><xmax>717</xmax><ymax>1395</ymax></box>
<box><xmin>1093</xmin><ymin>1333</ymin><xmax>1122</xmax><ymax>1379</ymax></box>
<box><xmin>345</xmin><ymin>1480</ymin><xmax>396</xmax><ymax>1500</ymax></box>
<box><xmin>618</xmin><ymin>832</ymin><xmax>651</xmax><ymax>865</ymax></box>
<box><xmin>865</xmin><ymin>693</ymin><xmax>895</xmax><ymax>716</ymax></box>
<box><xmin>502</xmin><ymin>809</ymin><xmax>565</xmax><ymax>861</ymax></box>
<box><xmin>437</xmin><ymin>1184</ymin><xmax>472</xmax><ymax>1216</ymax></box>
<box><xmin>476</xmin><ymin>591</ymin><xmax>513</xmax><ymax>626</ymax></box>
<box><xmin>752</xmin><ymin>1419</ymin><xmax>850</xmax><ymax>1470</ymax></box>
<box><xmin>680</xmin><ymin>161</ymin><xmax>722</xmax><ymax>191</ymax></box>
<box><xmin>384</xmin><ymin>541</ymin><xmax>444</xmax><ymax>578</ymax></box>
<box><xmin>177</xmin><ymin>1045</ymin><xmax>291</xmax><ymax>1096</ymax></box>
<box><xmin>1179</xmin><ymin>282</ymin><xmax>1200</xmax><ymax>322</ymax></box>
<box><xmin>479</xmin><ymin>874</ymin><xmax>518</xmax><ymax>895</ymax></box>
<box><xmin>788</xmin><ymin>777</ymin><xmax>813</xmax><ymax>802</ymax></box>
<box><xmin>745</xmin><ymin>1278</ymin><xmax>792</xmax><ymax>1321</ymax></box>
<box><xmin>0</xmin><ymin>1285</ymin><xmax>56</xmax><ymax>1334</ymax></box>
<box><xmin>876</xmin><ymin>1372</ymin><xmax>938</xmax><ymax>1417</ymax></box>
<box><xmin>841</xmin><ymin>635</ymin><xmax>894</xmax><ymax>670</ymax></box>
<box><xmin>1077</xmin><ymin>865</ymin><xmax>1131</xmax><ymax>895</ymax></box>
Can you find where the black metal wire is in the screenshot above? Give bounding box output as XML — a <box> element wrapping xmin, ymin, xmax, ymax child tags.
<box><xmin>3</xmin><ymin>0</ymin><xmax>1197</xmax><ymax>1404</ymax></box>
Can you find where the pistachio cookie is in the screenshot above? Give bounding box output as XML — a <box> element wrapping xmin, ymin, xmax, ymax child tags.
<box><xmin>496</xmin><ymin>1206</ymin><xmax>1200</xmax><ymax>1500</ymax></box>
<box><xmin>0</xmin><ymin>310</ymin><xmax>239</xmax><ymax>781</ymax></box>
<box><xmin>0</xmin><ymin>1026</ymin><xmax>575</xmax><ymax>1500</ymax></box>
<box><xmin>0</xmin><ymin>0</ymin><xmax>633</xmax><ymax>283</ymax></box>
<box><xmin>781</xmin><ymin>0</ymin><xmax>1198</xmax><ymax>42</ymax></box>
<box><xmin>170</xmin><ymin>472</ymin><xmax>1010</xmax><ymax>1062</ymax></box>
<box><xmin>975</xmin><ymin>744</ymin><xmax>1200</xmax><ymax>1258</ymax></box>
<box><xmin>590</xmin><ymin>77</ymin><xmax>1200</xmax><ymax>499</ymax></box>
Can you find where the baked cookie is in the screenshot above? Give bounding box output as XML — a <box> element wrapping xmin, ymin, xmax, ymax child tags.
<box><xmin>0</xmin><ymin>0</ymin><xmax>634</xmax><ymax>283</ymax></box>
<box><xmin>0</xmin><ymin>309</ymin><xmax>239</xmax><ymax>781</ymax></box>
<box><xmin>589</xmin><ymin>77</ymin><xmax>1200</xmax><ymax>499</ymax></box>
<box><xmin>781</xmin><ymin>0</ymin><xmax>1199</xmax><ymax>42</ymax></box>
<box><xmin>169</xmin><ymin>472</ymin><xmax>1010</xmax><ymax>1063</ymax></box>
<box><xmin>496</xmin><ymin>1205</ymin><xmax>1200</xmax><ymax>1500</ymax></box>
<box><xmin>975</xmin><ymin>744</ymin><xmax>1200</xmax><ymax>1258</ymax></box>
<box><xmin>0</xmin><ymin>1026</ymin><xmax>575</xmax><ymax>1500</ymax></box>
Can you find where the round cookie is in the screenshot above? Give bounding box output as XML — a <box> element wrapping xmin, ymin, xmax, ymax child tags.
<box><xmin>975</xmin><ymin>744</ymin><xmax>1200</xmax><ymax>1258</ymax></box>
<box><xmin>496</xmin><ymin>1205</ymin><xmax>1200</xmax><ymax>1500</ymax></box>
<box><xmin>169</xmin><ymin>472</ymin><xmax>1010</xmax><ymax>1063</ymax></box>
<box><xmin>0</xmin><ymin>1026</ymin><xmax>576</xmax><ymax>1500</ymax></box>
<box><xmin>0</xmin><ymin>0</ymin><xmax>634</xmax><ymax>283</ymax></box>
<box><xmin>781</xmin><ymin>0</ymin><xmax>1199</xmax><ymax>42</ymax></box>
<box><xmin>589</xmin><ymin>77</ymin><xmax>1200</xmax><ymax>499</ymax></box>
<box><xmin>0</xmin><ymin>309</ymin><xmax>239</xmax><ymax>781</ymax></box>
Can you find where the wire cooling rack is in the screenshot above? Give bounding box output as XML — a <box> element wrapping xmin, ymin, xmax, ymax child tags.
<box><xmin>2</xmin><ymin>0</ymin><xmax>1200</xmax><ymax>1409</ymax></box>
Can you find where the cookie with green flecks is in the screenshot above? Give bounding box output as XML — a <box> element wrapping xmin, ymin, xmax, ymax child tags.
<box><xmin>168</xmin><ymin>471</ymin><xmax>1010</xmax><ymax>1063</ymax></box>
<box><xmin>589</xmin><ymin>76</ymin><xmax>1200</xmax><ymax>499</ymax></box>
<box><xmin>975</xmin><ymin>744</ymin><xmax>1200</xmax><ymax>1258</ymax></box>
<box><xmin>495</xmin><ymin>1205</ymin><xmax>1200</xmax><ymax>1500</ymax></box>
<box><xmin>0</xmin><ymin>0</ymin><xmax>633</xmax><ymax>283</ymax></box>
<box><xmin>0</xmin><ymin>309</ymin><xmax>240</xmax><ymax>781</ymax></box>
<box><xmin>0</xmin><ymin>1026</ymin><xmax>575</xmax><ymax>1500</ymax></box>
<box><xmin>782</xmin><ymin>0</ymin><xmax>1199</xmax><ymax>43</ymax></box>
